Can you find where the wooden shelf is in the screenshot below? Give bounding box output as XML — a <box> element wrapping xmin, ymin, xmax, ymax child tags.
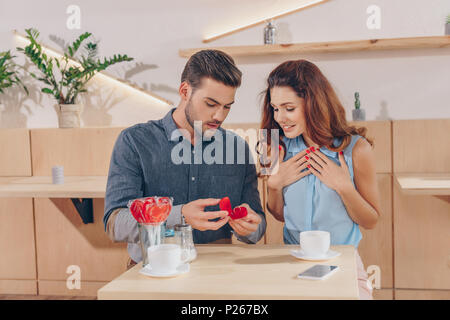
<box><xmin>179</xmin><ymin>36</ymin><xmax>450</xmax><ymax>58</ymax></box>
<box><xmin>395</xmin><ymin>173</ymin><xmax>450</xmax><ymax>195</ymax></box>
<box><xmin>0</xmin><ymin>176</ymin><xmax>107</xmax><ymax>198</ymax></box>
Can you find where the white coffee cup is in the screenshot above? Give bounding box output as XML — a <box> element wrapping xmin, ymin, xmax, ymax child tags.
<box><xmin>299</xmin><ymin>230</ymin><xmax>330</xmax><ymax>257</ymax></box>
<box><xmin>147</xmin><ymin>244</ymin><xmax>182</xmax><ymax>273</ymax></box>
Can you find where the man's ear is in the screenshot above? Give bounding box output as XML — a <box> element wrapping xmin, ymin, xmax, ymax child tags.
<box><xmin>179</xmin><ymin>81</ymin><xmax>191</xmax><ymax>101</ymax></box>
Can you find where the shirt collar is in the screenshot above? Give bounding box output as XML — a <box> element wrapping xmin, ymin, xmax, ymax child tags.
<box><xmin>161</xmin><ymin>108</ymin><xmax>180</xmax><ymax>142</ymax></box>
<box><xmin>284</xmin><ymin>134</ymin><xmax>340</xmax><ymax>158</ymax></box>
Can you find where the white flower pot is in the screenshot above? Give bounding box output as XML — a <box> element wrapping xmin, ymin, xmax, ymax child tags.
<box><xmin>58</xmin><ymin>104</ymin><xmax>83</xmax><ymax>128</ymax></box>
<box><xmin>446</xmin><ymin>23</ymin><xmax>450</xmax><ymax>35</ymax></box>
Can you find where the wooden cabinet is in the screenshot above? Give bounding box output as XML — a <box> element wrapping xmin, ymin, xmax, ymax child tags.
<box><xmin>0</xmin><ymin>129</ymin><xmax>36</xmax><ymax>295</ymax></box>
<box><xmin>30</xmin><ymin>128</ymin><xmax>129</xmax><ymax>295</ymax></box>
<box><xmin>351</xmin><ymin>121</ymin><xmax>393</xmax><ymax>293</ymax></box>
<box><xmin>373</xmin><ymin>289</ymin><xmax>394</xmax><ymax>300</ymax></box>
<box><xmin>34</xmin><ymin>198</ymin><xmax>128</xmax><ymax>294</ymax></box>
<box><xmin>0</xmin><ymin>198</ymin><xmax>37</xmax><ymax>295</ymax></box>
<box><xmin>394</xmin><ymin>185</ymin><xmax>450</xmax><ymax>289</ymax></box>
<box><xmin>1</xmin><ymin>120</ymin><xmax>449</xmax><ymax>299</ymax></box>
<box><xmin>393</xmin><ymin>120</ymin><xmax>450</xmax><ymax>291</ymax></box>
<box><xmin>30</xmin><ymin>127</ymin><xmax>124</xmax><ymax>176</ymax></box>
<box><xmin>393</xmin><ymin>119</ymin><xmax>450</xmax><ymax>173</ymax></box>
<box><xmin>395</xmin><ymin>289</ymin><xmax>450</xmax><ymax>300</ymax></box>
<box><xmin>0</xmin><ymin>129</ymin><xmax>31</xmax><ymax>177</ymax></box>
<box><xmin>358</xmin><ymin>174</ymin><xmax>393</xmax><ymax>289</ymax></box>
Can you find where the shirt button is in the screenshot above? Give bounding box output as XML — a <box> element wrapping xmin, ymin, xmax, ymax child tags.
<box><xmin>191</xmin><ymin>177</ymin><xmax>195</xmax><ymax>181</ymax></box>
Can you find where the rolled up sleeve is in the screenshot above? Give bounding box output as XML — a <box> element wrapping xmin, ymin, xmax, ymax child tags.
<box><xmin>103</xmin><ymin>130</ymin><xmax>144</xmax><ymax>242</ymax></box>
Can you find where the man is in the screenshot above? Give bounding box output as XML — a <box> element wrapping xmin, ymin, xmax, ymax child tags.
<box><xmin>104</xmin><ymin>49</ymin><xmax>266</xmax><ymax>268</ymax></box>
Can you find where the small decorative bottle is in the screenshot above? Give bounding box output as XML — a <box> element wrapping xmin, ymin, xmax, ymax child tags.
<box><xmin>446</xmin><ymin>15</ymin><xmax>450</xmax><ymax>35</ymax></box>
<box><xmin>264</xmin><ymin>20</ymin><xmax>276</xmax><ymax>44</ymax></box>
<box><xmin>352</xmin><ymin>92</ymin><xmax>366</xmax><ymax>121</ymax></box>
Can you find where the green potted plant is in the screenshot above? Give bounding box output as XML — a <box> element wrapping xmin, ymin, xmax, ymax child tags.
<box><xmin>446</xmin><ymin>14</ymin><xmax>450</xmax><ymax>35</ymax></box>
<box><xmin>0</xmin><ymin>51</ymin><xmax>28</xmax><ymax>120</ymax></box>
<box><xmin>17</xmin><ymin>28</ymin><xmax>133</xmax><ymax>128</ymax></box>
<box><xmin>352</xmin><ymin>92</ymin><xmax>366</xmax><ymax>121</ymax></box>
<box><xmin>0</xmin><ymin>50</ymin><xmax>28</xmax><ymax>94</ymax></box>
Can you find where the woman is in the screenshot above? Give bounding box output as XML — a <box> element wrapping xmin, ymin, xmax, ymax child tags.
<box><xmin>259</xmin><ymin>60</ymin><xmax>381</xmax><ymax>300</ymax></box>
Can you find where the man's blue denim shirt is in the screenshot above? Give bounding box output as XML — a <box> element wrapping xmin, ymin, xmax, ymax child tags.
<box><xmin>104</xmin><ymin>108</ymin><xmax>266</xmax><ymax>262</ymax></box>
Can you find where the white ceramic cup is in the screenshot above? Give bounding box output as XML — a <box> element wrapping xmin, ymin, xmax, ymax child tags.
<box><xmin>147</xmin><ymin>244</ymin><xmax>182</xmax><ymax>273</ymax></box>
<box><xmin>299</xmin><ymin>231</ymin><xmax>330</xmax><ymax>257</ymax></box>
<box><xmin>51</xmin><ymin>165</ymin><xmax>64</xmax><ymax>184</ymax></box>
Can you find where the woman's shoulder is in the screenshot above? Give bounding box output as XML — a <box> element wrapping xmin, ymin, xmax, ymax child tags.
<box><xmin>340</xmin><ymin>134</ymin><xmax>369</xmax><ymax>153</ymax></box>
<box><xmin>351</xmin><ymin>135</ymin><xmax>374</xmax><ymax>170</ymax></box>
<box><xmin>352</xmin><ymin>135</ymin><xmax>371</xmax><ymax>153</ymax></box>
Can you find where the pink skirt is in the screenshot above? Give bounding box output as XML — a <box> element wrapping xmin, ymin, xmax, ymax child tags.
<box><xmin>356</xmin><ymin>250</ymin><xmax>373</xmax><ymax>300</ymax></box>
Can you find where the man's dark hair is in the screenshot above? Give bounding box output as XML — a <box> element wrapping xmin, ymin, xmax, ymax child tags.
<box><xmin>181</xmin><ymin>50</ymin><xmax>242</xmax><ymax>91</ymax></box>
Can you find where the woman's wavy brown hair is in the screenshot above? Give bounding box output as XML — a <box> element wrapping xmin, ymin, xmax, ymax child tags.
<box><xmin>260</xmin><ymin>60</ymin><xmax>373</xmax><ymax>158</ymax></box>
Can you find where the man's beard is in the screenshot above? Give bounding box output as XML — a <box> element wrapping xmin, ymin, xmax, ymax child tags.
<box><xmin>184</xmin><ymin>97</ymin><xmax>195</xmax><ymax>130</ymax></box>
<box><xmin>185</xmin><ymin>97</ymin><xmax>221</xmax><ymax>139</ymax></box>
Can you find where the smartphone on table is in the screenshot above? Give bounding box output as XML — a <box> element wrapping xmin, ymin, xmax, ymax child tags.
<box><xmin>297</xmin><ymin>265</ymin><xmax>339</xmax><ymax>280</ymax></box>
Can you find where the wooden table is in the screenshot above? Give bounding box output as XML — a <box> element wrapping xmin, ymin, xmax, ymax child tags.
<box><xmin>395</xmin><ymin>173</ymin><xmax>450</xmax><ymax>195</ymax></box>
<box><xmin>97</xmin><ymin>244</ymin><xmax>359</xmax><ymax>300</ymax></box>
<box><xmin>0</xmin><ymin>176</ymin><xmax>107</xmax><ymax>223</ymax></box>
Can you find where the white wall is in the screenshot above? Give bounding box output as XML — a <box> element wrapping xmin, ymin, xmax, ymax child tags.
<box><xmin>0</xmin><ymin>0</ymin><xmax>449</xmax><ymax>128</ymax></box>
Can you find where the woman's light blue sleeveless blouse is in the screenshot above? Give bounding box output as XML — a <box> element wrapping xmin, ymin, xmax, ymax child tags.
<box><xmin>282</xmin><ymin>134</ymin><xmax>363</xmax><ymax>247</ymax></box>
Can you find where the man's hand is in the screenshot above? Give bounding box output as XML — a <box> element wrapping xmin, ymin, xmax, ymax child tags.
<box><xmin>181</xmin><ymin>198</ymin><xmax>230</xmax><ymax>231</ymax></box>
<box><xmin>229</xmin><ymin>203</ymin><xmax>262</xmax><ymax>237</ymax></box>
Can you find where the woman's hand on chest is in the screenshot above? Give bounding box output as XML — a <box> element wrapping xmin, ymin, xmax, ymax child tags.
<box><xmin>305</xmin><ymin>147</ymin><xmax>354</xmax><ymax>194</ymax></box>
<box><xmin>267</xmin><ymin>147</ymin><xmax>311</xmax><ymax>190</ymax></box>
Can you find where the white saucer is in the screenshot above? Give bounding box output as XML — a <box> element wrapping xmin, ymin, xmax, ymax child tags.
<box><xmin>139</xmin><ymin>263</ymin><xmax>190</xmax><ymax>278</ymax></box>
<box><xmin>290</xmin><ymin>249</ymin><xmax>341</xmax><ymax>261</ymax></box>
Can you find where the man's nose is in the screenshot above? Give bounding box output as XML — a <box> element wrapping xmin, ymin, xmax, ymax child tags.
<box><xmin>212</xmin><ymin>107</ymin><xmax>227</xmax><ymax>122</ymax></box>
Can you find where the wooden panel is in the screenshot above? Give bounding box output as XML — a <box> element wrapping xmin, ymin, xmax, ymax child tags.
<box><xmin>349</xmin><ymin>121</ymin><xmax>391</xmax><ymax>173</ymax></box>
<box><xmin>393</xmin><ymin>119</ymin><xmax>450</xmax><ymax>173</ymax></box>
<box><xmin>0</xmin><ymin>280</ymin><xmax>37</xmax><ymax>295</ymax></box>
<box><xmin>394</xmin><ymin>183</ymin><xmax>450</xmax><ymax>289</ymax></box>
<box><xmin>395</xmin><ymin>289</ymin><xmax>450</xmax><ymax>300</ymax></box>
<box><xmin>358</xmin><ymin>174</ymin><xmax>393</xmax><ymax>289</ymax></box>
<box><xmin>30</xmin><ymin>127</ymin><xmax>125</xmax><ymax>176</ymax></box>
<box><xmin>0</xmin><ymin>198</ymin><xmax>36</xmax><ymax>280</ymax></box>
<box><xmin>373</xmin><ymin>289</ymin><xmax>393</xmax><ymax>300</ymax></box>
<box><xmin>34</xmin><ymin>198</ymin><xmax>129</xmax><ymax>282</ymax></box>
<box><xmin>265</xmin><ymin>206</ymin><xmax>284</xmax><ymax>245</ymax></box>
<box><xmin>39</xmin><ymin>280</ymin><xmax>106</xmax><ymax>297</ymax></box>
<box><xmin>0</xmin><ymin>129</ymin><xmax>31</xmax><ymax>176</ymax></box>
